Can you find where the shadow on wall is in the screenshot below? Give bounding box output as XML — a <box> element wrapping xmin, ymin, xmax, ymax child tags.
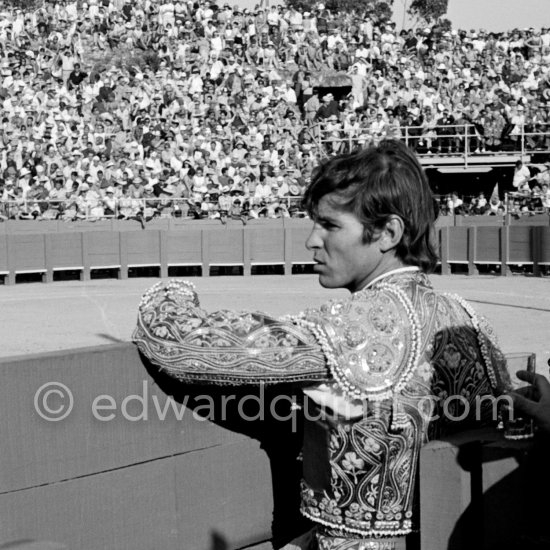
<box><xmin>448</xmin><ymin>439</ymin><xmax>550</xmax><ymax>550</ymax></box>
<box><xmin>0</xmin><ymin>541</ymin><xmax>67</xmax><ymax>549</ymax></box>
<box><xmin>141</xmin><ymin>353</ymin><xmax>312</xmax><ymax>549</ymax></box>
<box><xmin>210</xmin><ymin>531</ymin><xmax>227</xmax><ymax>550</ymax></box>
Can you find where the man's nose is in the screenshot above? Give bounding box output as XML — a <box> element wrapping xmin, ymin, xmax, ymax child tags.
<box><xmin>305</xmin><ymin>224</ymin><xmax>322</xmax><ymax>251</ymax></box>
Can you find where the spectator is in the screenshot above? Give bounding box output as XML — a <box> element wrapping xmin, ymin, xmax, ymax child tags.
<box><xmin>315</xmin><ymin>92</ymin><xmax>339</xmax><ymax>121</ymax></box>
<box><xmin>536</xmin><ymin>161</ymin><xmax>550</xmax><ymax>187</ymax></box>
<box><xmin>512</xmin><ymin>159</ymin><xmax>531</xmax><ymax>190</ymax></box>
<box><xmin>447</xmin><ymin>191</ymin><xmax>464</xmax><ymax>214</ymax></box>
<box><xmin>471</xmin><ymin>191</ymin><xmax>488</xmax><ymax>214</ymax></box>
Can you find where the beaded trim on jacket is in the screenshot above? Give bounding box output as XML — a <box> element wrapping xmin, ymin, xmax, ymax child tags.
<box><xmin>442</xmin><ymin>292</ymin><xmax>502</xmax><ymax>391</ymax></box>
<box><xmin>290</xmin><ymin>281</ymin><xmax>422</xmax><ymax>422</ymax></box>
<box><xmin>133</xmin><ymin>279</ymin><xmax>328</xmax><ymax>385</ymax></box>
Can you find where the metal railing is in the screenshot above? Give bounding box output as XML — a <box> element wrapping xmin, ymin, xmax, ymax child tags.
<box><xmin>311</xmin><ymin>122</ymin><xmax>550</xmax><ymax>164</ymax></box>
<box><xmin>5</xmin><ymin>195</ymin><xmax>548</xmax><ymax>222</ymax></box>
<box><xmin>504</xmin><ymin>191</ymin><xmax>550</xmax><ymax>216</ymax></box>
<box><xmin>0</xmin><ymin>196</ymin><xmax>307</xmax><ymax>221</ymax></box>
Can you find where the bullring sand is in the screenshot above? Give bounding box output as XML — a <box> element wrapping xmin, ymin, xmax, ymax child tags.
<box><xmin>0</xmin><ymin>274</ymin><xmax>549</xmax><ymax>367</ymax></box>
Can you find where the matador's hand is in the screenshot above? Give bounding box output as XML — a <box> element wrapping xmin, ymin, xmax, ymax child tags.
<box><xmin>138</xmin><ymin>279</ymin><xmax>200</xmax><ymax>313</ymax></box>
<box><xmin>511</xmin><ymin>370</ymin><xmax>550</xmax><ymax>436</ymax></box>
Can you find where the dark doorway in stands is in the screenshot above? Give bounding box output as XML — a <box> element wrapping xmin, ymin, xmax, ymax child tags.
<box><xmin>425</xmin><ymin>166</ymin><xmax>514</xmax><ymax>201</ymax></box>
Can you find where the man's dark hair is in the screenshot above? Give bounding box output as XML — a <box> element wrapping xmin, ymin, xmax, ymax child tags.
<box><xmin>303</xmin><ymin>139</ymin><xmax>439</xmax><ymax>272</ymax></box>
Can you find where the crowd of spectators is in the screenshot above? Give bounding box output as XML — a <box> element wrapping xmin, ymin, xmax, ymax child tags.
<box><xmin>1</xmin><ymin>0</ymin><xmax>550</xmax><ymax>221</ymax></box>
<box><xmin>438</xmin><ymin>159</ymin><xmax>550</xmax><ymax>216</ymax></box>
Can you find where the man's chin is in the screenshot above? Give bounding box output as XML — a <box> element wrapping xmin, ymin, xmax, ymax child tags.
<box><xmin>317</xmin><ymin>275</ymin><xmax>337</xmax><ymax>289</ymax></box>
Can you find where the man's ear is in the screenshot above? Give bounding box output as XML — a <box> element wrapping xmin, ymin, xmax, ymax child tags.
<box><xmin>379</xmin><ymin>215</ymin><xmax>404</xmax><ymax>252</ymax></box>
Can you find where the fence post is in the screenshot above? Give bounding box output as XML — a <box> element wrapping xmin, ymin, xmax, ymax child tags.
<box><xmin>532</xmin><ymin>226</ymin><xmax>541</xmax><ymax>277</ymax></box>
<box><xmin>243</xmin><ymin>226</ymin><xmax>251</xmax><ymax>276</ymax></box>
<box><xmin>159</xmin><ymin>230</ymin><xmax>168</xmax><ymax>279</ymax></box>
<box><xmin>284</xmin><ymin>227</ymin><xmax>293</xmax><ymax>276</ymax></box>
<box><xmin>201</xmin><ymin>229</ymin><xmax>210</xmax><ymax>277</ymax></box>
<box><xmin>118</xmin><ymin>231</ymin><xmax>128</xmax><ymax>279</ymax></box>
<box><xmin>440</xmin><ymin>226</ymin><xmax>451</xmax><ymax>275</ymax></box>
<box><xmin>467</xmin><ymin>226</ymin><xmax>478</xmax><ymax>276</ymax></box>
<box><xmin>43</xmin><ymin>233</ymin><xmax>54</xmax><ymax>283</ymax></box>
<box><xmin>499</xmin><ymin>225</ymin><xmax>512</xmax><ymax>276</ymax></box>
<box><xmin>81</xmin><ymin>232</ymin><xmax>91</xmax><ymax>281</ymax></box>
<box><xmin>5</xmin><ymin>234</ymin><xmax>15</xmax><ymax>285</ymax></box>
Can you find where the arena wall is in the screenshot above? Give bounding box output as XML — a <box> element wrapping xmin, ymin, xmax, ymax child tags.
<box><xmin>0</xmin><ymin>344</ymin><xmax>537</xmax><ymax>550</ymax></box>
<box><xmin>1</xmin><ymin>217</ymin><xmax>549</xmax><ymax>283</ymax></box>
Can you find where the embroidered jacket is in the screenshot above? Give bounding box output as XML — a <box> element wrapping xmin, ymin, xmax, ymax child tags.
<box><xmin>133</xmin><ymin>270</ymin><xmax>510</xmax><ymax>539</ymax></box>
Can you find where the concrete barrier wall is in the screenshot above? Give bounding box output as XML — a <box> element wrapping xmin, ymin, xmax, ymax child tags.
<box><xmin>0</xmin><ymin>344</ymin><xmax>537</xmax><ymax>550</ymax></box>
<box><xmin>0</xmin><ymin>345</ymin><xmax>275</xmax><ymax>550</ymax></box>
<box><xmin>438</xmin><ymin>225</ymin><xmax>550</xmax><ymax>276</ymax></box>
<box><xmin>1</xmin><ymin>221</ymin><xmax>550</xmax><ymax>283</ymax></box>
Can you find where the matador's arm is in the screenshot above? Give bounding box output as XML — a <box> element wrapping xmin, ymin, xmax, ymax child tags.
<box><xmin>132</xmin><ymin>279</ymin><xmax>423</xmax><ymax>409</ymax></box>
<box><xmin>133</xmin><ymin>280</ymin><xmax>329</xmax><ymax>385</ymax></box>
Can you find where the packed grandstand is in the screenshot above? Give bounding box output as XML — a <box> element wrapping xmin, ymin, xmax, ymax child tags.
<box><xmin>0</xmin><ymin>0</ymin><xmax>550</xmax><ymax>222</ymax></box>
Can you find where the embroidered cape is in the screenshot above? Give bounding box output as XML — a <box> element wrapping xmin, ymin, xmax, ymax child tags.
<box><xmin>133</xmin><ymin>272</ymin><xmax>510</xmax><ymax>539</ymax></box>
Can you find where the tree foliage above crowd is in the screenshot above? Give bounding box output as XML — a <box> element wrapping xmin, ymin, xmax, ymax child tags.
<box><xmin>286</xmin><ymin>0</ymin><xmax>394</xmax><ymax>23</ymax></box>
<box><xmin>408</xmin><ymin>0</ymin><xmax>449</xmax><ymax>23</ymax></box>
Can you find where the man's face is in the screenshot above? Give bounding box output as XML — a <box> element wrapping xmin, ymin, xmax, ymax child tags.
<box><xmin>306</xmin><ymin>194</ymin><xmax>383</xmax><ymax>292</ymax></box>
